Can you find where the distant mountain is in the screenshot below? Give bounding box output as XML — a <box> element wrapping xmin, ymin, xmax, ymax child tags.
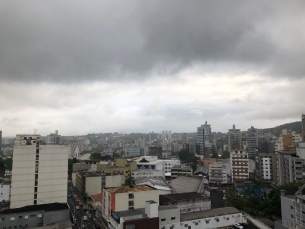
<box><xmin>259</xmin><ymin>121</ymin><xmax>302</xmax><ymax>136</ymax></box>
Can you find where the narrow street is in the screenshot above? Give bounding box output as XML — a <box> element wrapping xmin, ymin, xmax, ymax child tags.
<box><xmin>67</xmin><ymin>183</ymin><xmax>106</xmax><ymax>229</ymax></box>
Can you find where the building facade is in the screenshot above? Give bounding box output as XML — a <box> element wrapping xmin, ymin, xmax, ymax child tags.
<box><xmin>171</xmin><ymin>166</ymin><xmax>193</xmax><ymax>179</ymax></box>
<box><xmin>255</xmin><ymin>153</ymin><xmax>277</xmax><ymax>183</ymax></box>
<box><xmin>302</xmin><ymin>114</ymin><xmax>305</xmax><ymax>141</ymax></box>
<box><xmin>247</xmin><ymin>126</ymin><xmax>258</xmax><ymax>156</ymax></box>
<box><xmin>0</xmin><ymin>181</ymin><xmax>11</xmax><ymax>202</ymax></box>
<box><xmin>228</xmin><ymin>125</ymin><xmax>242</xmax><ymax>150</ymax></box>
<box><xmin>209</xmin><ymin>162</ymin><xmax>227</xmax><ymax>184</ymax></box>
<box><xmin>230</xmin><ymin>150</ymin><xmax>249</xmax><ymax>182</ymax></box>
<box><xmin>197</xmin><ymin>121</ymin><xmax>212</xmax><ymax>155</ymax></box>
<box><xmin>102</xmin><ymin>185</ymin><xmax>159</xmax><ymax>222</ymax></box>
<box><xmin>10</xmin><ymin>132</ymin><xmax>69</xmax><ymax>209</ymax></box>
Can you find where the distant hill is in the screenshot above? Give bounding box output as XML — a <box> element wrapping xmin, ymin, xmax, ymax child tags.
<box><xmin>259</xmin><ymin>121</ymin><xmax>302</xmax><ymax>136</ymax></box>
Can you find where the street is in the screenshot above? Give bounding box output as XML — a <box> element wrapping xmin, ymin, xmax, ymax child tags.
<box><xmin>67</xmin><ymin>183</ymin><xmax>104</xmax><ymax>229</ymax></box>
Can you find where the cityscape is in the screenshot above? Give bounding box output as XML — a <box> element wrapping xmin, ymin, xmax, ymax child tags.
<box><xmin>0</xmin><ymin>115</ymin><xmax>305</xmax><ymax>229</ymax></box>
<box><xmin>1</xmin><ymin>1</ymin><xmax>305</xmax><ymax>229</ymax></box>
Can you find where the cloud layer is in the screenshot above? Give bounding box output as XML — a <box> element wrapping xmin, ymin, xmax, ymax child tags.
<box><xmin>0</xmin><ymin>1</ymin><xmax>304</xmax><ymax>136</ymax></box>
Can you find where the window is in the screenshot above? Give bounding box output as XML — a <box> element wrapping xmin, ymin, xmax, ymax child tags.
<box><xmin>19</xmin><ymin>216</ymin><xmax>22</xmax><ymax>219</ymax></box>
<box><xmin>24</xmin><ymin>215</ymin><xmax>28</xmax><ymax>219</ymax></box>
<box><xmin>126</xmin><ymin>224</ymin><xmax>136</xmax><ymax>229</ymax></box>
<box><xmin>38</xmin><ymin>214</ymin><xmax>42</xmax><ymax>218</ymax></box>
<box><xmin>188</xmin><ymin>226</ymin><xmax>191</xmax><ymax>229</ymax></box>
<box><xmin>1</xmin><ymin>217</ymin><xmax>5</xmax><ymax>221</ymax></box>
<box><xmin>171</xmin><ymin>217</ymin><xmax>176</xmax><ymax>220</ymax></box>
<box><xmin>129</xmin><ymin>193</ymin><xmax>134</xmax><ymax>199</ymax></box>
<box><xmin>30</xmin><ymin>214</ymin><xmax>36</xmax><ymax>218</ymax></box>
<box><xmin>161</xmin><ymin>218</ymin><xmax>166</xmax><ymax>221</ymax></box>
<box><xmin>129</xmin><ymin>201</ymin><xmax>134</xmax><ymax>206</ymax></box>
<box><xmin>35</xmin><ymin>174</ymin><xmax>38</xmax><ymax>179</ymax></box>
<box><xmin>10</xmin><ymin>217</ymin><xmax>15</xmax><ymax>221</ymax></box>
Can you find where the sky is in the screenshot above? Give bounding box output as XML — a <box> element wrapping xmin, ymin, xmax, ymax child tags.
<box><xmin>1</xmin><ymin>0</ymin><xmax>305</xmax><ymax>137</ymax></box>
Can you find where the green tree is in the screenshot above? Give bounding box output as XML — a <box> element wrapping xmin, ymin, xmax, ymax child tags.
<box><xmin>4</xmin><ymin>158</ymin><xmax>12</xmax><ymax>170</ymax></box>
<box><xmin>90</xmin><ymin>152</ymin><xmax>111</xmax><ymax>160</ymax></box>
<box><xmin>220</xmin><ymin>151</ymin><xmax>230</xmax><ymax>159</ymax></box>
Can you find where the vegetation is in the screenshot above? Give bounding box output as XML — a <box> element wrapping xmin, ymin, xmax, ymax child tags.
<box><xmin>68</xmin><ymin>158</ymin><xmax>79</xmax><ymax>176</ymax></box>
<box><xmin>259</xmin><ymin>121</ymin><xmax>302</xmax><ymax>136</ymax></box>
<box><xmin>4</xmin><ymin>158</ymin><xmax>12</xmax><ymax>170</ymax></box>
<box><xmin>125</xmin><ymin>177</ymin><xmax>135</xmax><ymax>186</ymax></box>
<box><xmin>90</xmin><ymin>152</ymin><xmax>111</xmax><ymax>160</ymax></box>
<box><xmin>224</xmin><ymin>179</ymin><xmax>305</xmax><ymax>217</ymax></box>
<box><xmin>220</xmin><ymin>151</ymin><xmax>230</xmax><ymax>159</ymax></box>
<box><xmin>178</xmin><ymin>149</ymin><xmax>200</xmax><ymax>173</ymax></box>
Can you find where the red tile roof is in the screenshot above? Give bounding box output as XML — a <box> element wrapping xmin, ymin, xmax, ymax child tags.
<box><xmin>92</xmin><ymin>193</ymin><xmax>103</xmax><ymax>201</ymax></box>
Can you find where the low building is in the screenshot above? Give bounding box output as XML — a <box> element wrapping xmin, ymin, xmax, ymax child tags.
<box><xmin>160</xmin><ymin>192</ymin><xmax>210</xmax><ymax>213</ymax></box>
<box><xmin>134</xmin><ymin>177</ymin><xmax>172</xmax><ymax>195</ymax></box>
<box><xmin>0</xmin><ymin>181</ymin><xmax>11</xmax><ymax>202</ymax></box>
<box><xmin>131</xmin><ymin>169</ymin><xmax>165</xmax><ymax>179</ymax></box>
<box><xmin>0</xmin><ymin>203</ymin><xmax>69</xmax><ymax>228</ymax></box>
<box><xmin>76</xmin><ymin>171</ymin><xmax>125</xmax><ymax>196</ymax></box>
<box><xmin>209</xmin><ymin>162</ymin><xmax>227</xmax><ymax>184</ymax></box>
<box><xmin>193</xmin><ymin>166</ymin><xmax>209</xmax><ymax>176</ymax></box>
<box><xmin>91</xmin><ymin>193</ymin><xmax>103</xmax><ymax>209</ymax></box>
<box><xmin>124</xmin><ymin>148</ymin><xmax>145</xmax><ymax>157</ymax></box>
<box><xmin>171</xmin><ymin>165</ymin><xmax>192</xmax><ymax>179</ymax></box>
<box><xmin>171</xmin><ymin>176</ymin><xmax>205</xmax><ymax>193</ymax></box>
<box><xmin>201</xmin><ymin>158</ymin><xmax>217</xmax><ymax>167</ymax></box>
<box><xmin>102</xmin><ymin>185</ymin><xmax>159</xmax><ymax>222</ymax></box>
<box><xmin>102</xmin><ymin>159</ymin><xmax>137</xmax><ymax>180</ymax></box>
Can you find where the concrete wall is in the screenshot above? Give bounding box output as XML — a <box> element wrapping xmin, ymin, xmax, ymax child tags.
<box><xmin>281</xmin><ymin>196</ymin><xmax>294</xmax><ymax>228</ymax></box>
<box><xmin>0</xmin><ymin>210</ymin><xmax>43</xmax><ymax>228</ymax></box>
<box><xmin>106</xmin><ymin>175</ymin><xmax>125</xmax><ymax>188</ymax></box>
<box><xmin>86</xmin><ymin>176</ymin><xmax>102</xmax><ymax>196</ymax></box>
<box><xmin>159</xmin><ymin>208</ymin><xmax>180</xmax><ymax>225</ymax></box>
<box><xmin>0</xmin><ymin>183</ymin><xmax>11</xmax><ymax>202</ymax></box>
<box><xmin>43</xmin><ymin>209</ymin><xmax>70</xmax><ymax>225</ymax></box>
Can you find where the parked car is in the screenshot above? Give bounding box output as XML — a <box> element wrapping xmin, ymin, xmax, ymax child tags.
<box><xmin>82</xmin><ymin>215</ymin><xmax>88</xmax><ymax>221</ymax></box>
<box><xmin>234</xmin><ymin>223</ymin><xmax>243</xmax><ymax>229</ymax></box>
<box><xmin>75</xmin><ymin>206</ymin><xmax>80</xmax><ymax>210</ymax></box>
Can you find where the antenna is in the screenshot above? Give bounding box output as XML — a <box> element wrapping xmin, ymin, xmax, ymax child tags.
<box><xmin>34</xmin><ymin>129</ymin><xmax>37</xmax><ymax>134</ymax></box>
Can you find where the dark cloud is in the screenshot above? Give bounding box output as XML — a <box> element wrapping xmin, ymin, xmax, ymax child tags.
<box><xmin>0</xmin><ymin>0</ymin><xmax>304</xmax><ymax>83</ymax></box>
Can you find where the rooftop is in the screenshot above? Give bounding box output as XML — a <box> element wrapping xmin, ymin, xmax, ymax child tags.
<box><xmin>77</xmin><ymin>171</ymin><xmax>105</xmax><ymax>177</ymax></box>
<box><xmin>180</xmin><ymin>207</ymin><xmax>240</xmax><ymax>222</ymax></box>
<box><xmin>115</xmin><ymin>208</ymin><xmax>145</xmax><ymax>218</ymax></box>
<box><xmin>92</xmin><ymin>193</ymin><xmax>103</xmax><ymax>201</ymax></box>
<box><xmin>160</xmin><ymin>192</ymin><xmax>207</xmax><ymax>204</ymax></box>
<box><xmin>194</xmin><ymin>166</ymin><xmax>209</xmax><ymax>175</ymax></box>
<box><xmin>105</xmin><ymin>185</ymin><xmax>155</xmax><ymax>194</ymax></box>
<box><xmin>0</xmin><ymin>203</ymin><xmax>68</xmax><ymax>214</ymax></box>
<box><xmin>171</xmin><ymin>176</ymin><xmax>202</xmax><ymax>193</ymax></box>
<box><xmin>158</xmin><ymin>205</ymin><xmax>179</xmax><ymax>211</ymax></box>
<box><xmin>135</xmin><ymin>177</ymin><xmax>171</xmax><ymax>191</ymax></box>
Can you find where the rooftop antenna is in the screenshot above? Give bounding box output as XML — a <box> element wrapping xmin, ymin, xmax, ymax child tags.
<box><xmin>34</xmin><ymin>129</ymin><xmax>37</xmax><ymax>134</ymax></box>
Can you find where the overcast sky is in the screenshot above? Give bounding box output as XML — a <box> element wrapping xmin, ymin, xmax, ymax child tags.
<box><xmin>1</xmin><ymin>0</ymin><xmax>305</xmax><ymax>137</ymax></box>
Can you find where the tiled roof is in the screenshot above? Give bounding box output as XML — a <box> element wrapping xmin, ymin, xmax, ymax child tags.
<box><xmin>92</xmin><ymin>193</ymin><xmax>103</xmax><ymax>201</ymax></box>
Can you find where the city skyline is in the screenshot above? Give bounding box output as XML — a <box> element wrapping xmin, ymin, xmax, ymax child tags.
<box><xmin>1</xmin><ymin>1</ymin><xmax>305</xmax><ymax>136</ymax></box>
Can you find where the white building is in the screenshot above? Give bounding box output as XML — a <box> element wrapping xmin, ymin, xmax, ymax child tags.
<box><xmin>230</xmin><ymin>150</ymin><xmax>249</xmax><ymax>182</ymax></box>
<box><xmin>297</xmin><ymin>142</ymin><xmax>305</xmax><ymax>159</ymax></box>
<box><xmin>209</xmin><ymin>162</ymin><xmax>227</xmax><ymax>184</ymax></box>
<box><xmin>10</xmin><ymin>132</ymin><xmax>69</xmax><ymax>209</ymax></box>
<box><xmin>0</xmin><ymin>182</ymin><xmax>11</xmax><ymax>202</ymax></box>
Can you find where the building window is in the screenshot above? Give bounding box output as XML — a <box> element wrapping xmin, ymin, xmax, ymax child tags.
<box><xmin>1</xmin><ymin>217</ymin><xmax>5</xmax><ymax>221</ymax></box>
<box><xmin>10</xmin><ymin>217</ymin><xmax>15</xmax><ymax>221</ymax></box>
<box><xmin>30</xmin><ymin>214</ymin><xmax>36</xmax><ymax>218</ymax></box>
<box><xmin>19</xmin><ymin>216</ymin><xmax>22</xmax><ymax>219</ymax></box>
<box><xmin>129</xmin><ymin>193</ymin><xmax>134</xmax><ymax>199</ymax></box>
<box><xmin>126</xmin><ymin>225</ymin><xmax>136</xmax><ymax>229</ymax></box>
<box><xmin>171</xmin><ymin>217</ymin><xmax>175</xmax><ymax>220</ymax></box>
<box><xmin>161</xmin><ymin>218</ymin><xmax>166</xmax><ymax>221</ymax></box>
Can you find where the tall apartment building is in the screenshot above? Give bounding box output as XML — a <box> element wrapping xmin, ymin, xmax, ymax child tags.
<box><xmin>209</xmin><ymin>162</ymin><xmax>227</xmax><ymax>184</ymax></box>
<box><xmin>302</xmin><ymin>114</ymin><xmax>305</xmax><ymax>141</ymax></box>
<box><xmin>255</xmin><ymin>153</ymin><xmax>277</xmax><ymax>183</ymax></box>
<box><xmin>10</xmin><ymin>131</ymin><xmax>69</xmax><ymax>209</ymax></box>
<box><xmin>276</xmin><ymin>184</ymin><xmax>305</xmax><ymax>229</ymax></box>
<box><xmin>0</xmin><ymin>130</ymin><xmax>2</xmax><ymax>152</ymax></box>
<box><xmin>230</xmin><ymin>150</ymin><xmax>249</xmax><ymax>182</ymax></box>
<box><xmin>197</xmin><ymin>121</ymin><xmax>212</xmax><ymax>155</ymax></box>
<box><xmin>181</xmin><ymin>133</ymin><xmax>187</xmax><ymax>145</ymax></box>
<box><xmin>247</xmin><ymin>126</ymin><xmax>258</xmax><ymax>156</ymax></box>
<box><xmin>228</xmin><ymin>125</ymin><xmax>242</xmax><ymax>150</ymax></box>
<box><xmin>102</xmin><ymin>185</ymin><xmax>159</xmax><ymax>221</ymax></box>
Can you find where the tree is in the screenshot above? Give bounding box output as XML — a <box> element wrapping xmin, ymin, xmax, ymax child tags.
<box><xmin>4</xmin><ymin>158</ymin><xmax>12</xmax><ymax>170</ymax></box>
<box><xmin>220</xmin><ymin>151</ymin><xmax>230</xmax><ymax>159</ymax></box>
<box><xmin>90</xmin><ymin>152</ymin><xmax>111</xmax><ymax>160</ymax></box>
<box><xmin>113</xmin><ymin>153</ymin><xmax>120</xmax><ymax>159</ymax></box>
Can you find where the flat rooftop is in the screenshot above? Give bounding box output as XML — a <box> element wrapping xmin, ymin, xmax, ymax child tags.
<box><xmin>105</xmin><ymin>185</ymin><xmax>155</xmax><ymax>194</ymax></box>
<box><xmin>171</xmin><ymin>176</ymin><xmax>202</xmax><ymax>193</ymax></box>
<box><xmin>115</xmin><ymin>208</ymin><xmax>145</xmax><ymax>218</ymax></box>
<box><xmin>180</xmin><ymin>207</ymin><xmax>240</xmax><ymax>222</ymax></box>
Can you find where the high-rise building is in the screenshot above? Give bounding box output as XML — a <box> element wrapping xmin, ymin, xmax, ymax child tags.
<box><xmin>0</xmin><ymin>130</ymin><xmax>2</xmax><ymax>152</ymax></box>
<box><xmin>197</xmin><ymin>121</ymin><xmax>212</xmax><ymax>155</ymax></box>
<box><xmin>247</xmin><ymin>126</ymin><xmax>258</xmax><ymax>156</ymax></box>
<box><xmin>255</xmin><ymin>152</ymin><xmax>277</xmax><ymax>183</ymax></box>
<box><xmin>228</xmin><ymin>125</ymin><xmax>242</xmax><ymax>150</ymax></box>
<box><xmin>230</xmin><ymin>150</ymin><xmax>249</xmax><ymax>182</ymax></box>
<box><xmin>10</xmin><ymin>131</ymin><xmax>69</xmax><ymax>209</ymax></box>
<box><xmin>181</xmin><ymin>133</ymin><xmax>187</xmax><ymax>145</ymax></box>
<box><xmin>301</xmin><ymin>114</ymin><xmax>305</xmax><ymax>142</ymax></box>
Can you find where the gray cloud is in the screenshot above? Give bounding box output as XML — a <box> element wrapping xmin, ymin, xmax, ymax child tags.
<box><xmin>0</xmin><ymin>1</ymin><xmax>305</xmax><ymax>83</ymax></box>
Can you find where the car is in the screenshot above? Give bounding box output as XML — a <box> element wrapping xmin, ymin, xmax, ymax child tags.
<box><xmin>82</xmin><ymin>215</ymin><xmax>88</xmax><ymax>221</ymax></box>
<box><xmin>68</xmin><ymin>195</ymin><xmax>71</xmax><ymax>198</ymax></box>
<box><xmin>234</xmin><ymin>223</ymin><xmax>243</xmax><ymax>229</ymax></box>
<box><xmin>75</xmin><ymin>206</ymin><xmax>80</xmax><ymax>210</ymax></box>
<box><xmin>88</xmin><ymin>214</ymin><xmax>92</xmax><ymax>218</ymax></box>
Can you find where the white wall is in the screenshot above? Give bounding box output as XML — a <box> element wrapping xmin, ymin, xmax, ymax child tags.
<box><xmin>86</xmin><ymin>176</ymin><xmax>102</xmax><ymax>196</ymax></box>
<box><xmin>0</xmin><ymin>184</ymin><xmax>11</xmax><ymax>202</ymax></box>
<box><xmin>105</xmin><ymin>175</ymin><xmax>125</xmax><ymax>188</ymax></box>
